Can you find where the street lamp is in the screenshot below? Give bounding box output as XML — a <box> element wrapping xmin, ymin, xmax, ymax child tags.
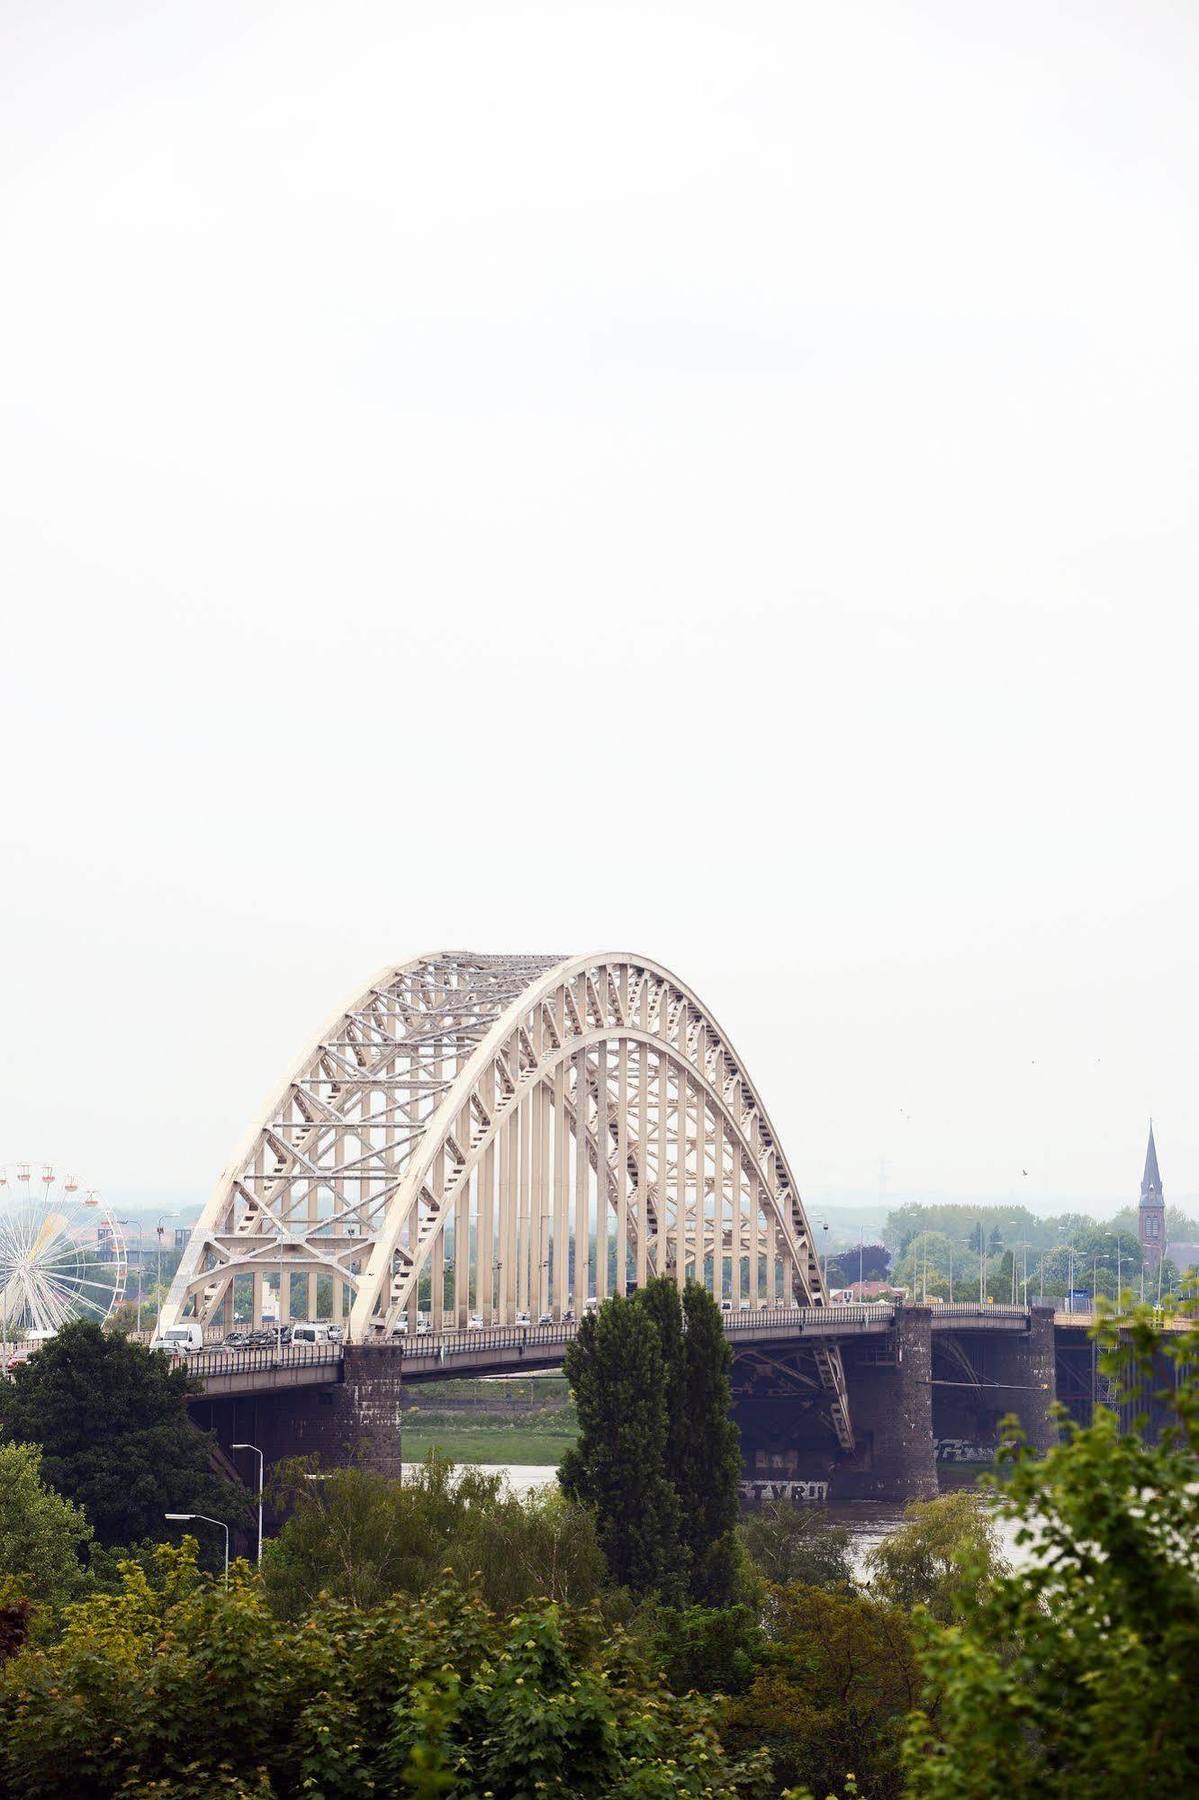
<box><xmin>164</xmin><ymin>1513</ymin><xmax>230</xmax><ymax>1586</ymax></box>
<box><xmin>232</xmin><ymin>1444</ymin><xmax>264</xmax><ymax>1566</ymax></box>
<box><xmin>155</xmin><ymin>1215</ymin><xmax>166</xmax><ymax>1327</ymax></box>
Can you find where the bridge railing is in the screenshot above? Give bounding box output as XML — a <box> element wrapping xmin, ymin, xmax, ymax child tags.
<box><xmin>383</xmin><ymin>1302</ymin><xmax>899</xmax><ymax>1363</ymax></box>
<box><xmin>174</xmin><ymin>1344</ymin><xmax>344</xmax><ymax>1379</ymax></box>
<box><xmin>382</xmin><ymin>1324</ymin><xmax>574</xmax><ymax>1361</ymax></box>
<box><xmin>723</xmin><ymin>1303</ymin><xmax>896</xmax><ymax>1331</ymax></box>
<box><xmin>930</xmin><ymin>1303</ymin><xmax>1029</xmax><ymax>1321</ymax></box>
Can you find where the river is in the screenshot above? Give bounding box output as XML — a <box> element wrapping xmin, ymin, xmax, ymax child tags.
<box><xmin>401</xmin><ymin>1462</ymin><xmax>1032</xmax><ymax>1572</ymax></box>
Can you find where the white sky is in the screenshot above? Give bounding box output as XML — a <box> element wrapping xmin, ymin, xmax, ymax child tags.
<box><xmin>2</xmin><ymin>1</ymin><xmax>1197</xmax><ymax>1215</ymax></box>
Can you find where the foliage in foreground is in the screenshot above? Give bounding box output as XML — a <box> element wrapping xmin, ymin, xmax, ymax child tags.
<box><xmin>726</xmin><ymin>1584</ymin><xmax>922</xmax><ymax>1800</ymax></box>
<box><xmin>0</xmin><ymin>1541</ymin><xmax>769</xmax><ymax>1799</ymax></box>
<box><xmin>904</xmin><ymin>1302</ymin><xmax>1199</xmax><ymax>1797</ymax></box>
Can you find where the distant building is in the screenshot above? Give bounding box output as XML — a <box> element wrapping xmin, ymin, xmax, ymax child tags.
<box><xmin>834</xmin><ymin>1280</ymin><xmax>903</xmax><ymax>1302</ymax></box>
<box><xmin>1138</xmin><ymin>1123</ymin><xmax>1166</xmax><ymax>1269</ymax></box>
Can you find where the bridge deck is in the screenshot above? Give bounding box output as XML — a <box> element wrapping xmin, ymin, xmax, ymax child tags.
<box><xmin>179</xmin><ymin>1301</ymin><xmax>1045</xmax><ymax>1394</ymax></box>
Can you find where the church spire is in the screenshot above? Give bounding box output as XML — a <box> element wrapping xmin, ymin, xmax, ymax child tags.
<box><xmin>1139</xmin><ymin>1122</ymin><xmax>1165</xmax><ymax>1268</ymax></box>
<box><xmin>1141</xmin><ymin>1121</ymin><xmax>1163</xmax><ymax>1204</ymax></box>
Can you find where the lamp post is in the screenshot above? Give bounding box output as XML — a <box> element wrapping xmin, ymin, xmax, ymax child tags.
<box><xmin>232</xmin><ymin>1443</ymin><xmax>264</xmax><ymax>1566</ymax></box>
<box><xmin>155</xmin><ymin>1215</ymin><xmax>165</xmax><ymax>1328</ymax></box>
<box><xmin>164</xmin><ymin>1512</ymin><xmax>229</xmax><ymax>1586</ymax></box>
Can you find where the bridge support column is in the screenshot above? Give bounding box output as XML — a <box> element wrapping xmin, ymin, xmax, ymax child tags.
<box><xmin>833</xmin><ymin>1305</ymin><xmax>938</xmax><ymax>1501</ymax></box>
<box><xmin>193</xmin><ymin>1349</ymin><xmax>405</xmax><ymax>1483</ymax></box>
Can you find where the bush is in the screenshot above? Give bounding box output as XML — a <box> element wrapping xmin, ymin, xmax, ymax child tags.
<box><xmin>0</xmin><ymin>1542</ymin><xmax>770</xmax><ymax>1797</ymax></box>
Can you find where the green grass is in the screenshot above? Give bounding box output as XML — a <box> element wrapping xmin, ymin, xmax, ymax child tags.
<box><xmin>401</xmin><ymin>1425</ymin><xmax>577</xmax><ymax>1467</ymax></box>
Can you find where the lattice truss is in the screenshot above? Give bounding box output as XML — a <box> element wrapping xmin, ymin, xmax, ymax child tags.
<box><xmin>163</xmin><ymin>953</ymin><xmax>850</xmax><ymax>1443</ymax></box>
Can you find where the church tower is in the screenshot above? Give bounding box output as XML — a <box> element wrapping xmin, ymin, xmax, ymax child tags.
<box><xmin>1138</xmin><ymin>1122</ymin><xmax>1165</xmax><ymax>1269</ymax></box>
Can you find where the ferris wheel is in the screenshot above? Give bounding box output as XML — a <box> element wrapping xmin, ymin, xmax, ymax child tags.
<box><xmin>0</xmin><ymin>1162</ymin><xmax>126</xmax><ymax>1336</ymax></box>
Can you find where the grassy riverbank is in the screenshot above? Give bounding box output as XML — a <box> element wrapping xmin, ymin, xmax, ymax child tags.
<box><xmin>401</xmin><ymin>1424</ymin><xmax>576</xmax><ymax>1466</ymax></box>
<box><xmin>401</xmin><ymin>1376</ymin><xmax>577</xmax><ymax>1466</ymax></box>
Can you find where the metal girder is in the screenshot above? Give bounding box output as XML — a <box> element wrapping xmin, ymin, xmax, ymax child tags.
<box><xmin>160</xmin><ymin>951</ymin><xmax>852</xmax><ymax>1446</ymax></box>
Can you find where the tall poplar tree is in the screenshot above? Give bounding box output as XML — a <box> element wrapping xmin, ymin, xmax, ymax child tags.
<box><xmin>561</xmin><ymin>1278</ymin><xmax>744</xmax><ymax>1605</ymax></box>
<box><xmin>559</xmin><ymin>1299</ymin><xmax>687</xmax><ymax>1601</ymax></box>
<box><xmin>676</xmin><ymin>1281</ymin><xmax>743</xmax><ymax>1604</ymax></box>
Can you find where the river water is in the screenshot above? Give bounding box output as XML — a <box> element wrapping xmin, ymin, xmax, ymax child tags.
<box><xmin>401</xmin><ymin>1462</ymin><xmax>1032</xmax><ymax>1573</ymax></box>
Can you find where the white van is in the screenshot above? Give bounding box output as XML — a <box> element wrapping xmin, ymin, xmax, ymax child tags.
<box><xmin>152</xmin><ymin>1323</ymin><xmax>205</xmax><ymax>1355</ymax></box>
<box><xmin>291</xmin><ymin>1322</ymin><xmax>337</xmax><ymax>1346</ymax></box>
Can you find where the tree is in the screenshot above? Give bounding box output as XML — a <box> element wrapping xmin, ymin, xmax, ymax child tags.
<box><xmin>264</xmin><ymin>1455</ymin><xmax>606</xmax><ymax>1618</ymax></box>
<box><xmin>740</xmin><ymin>1497</ymin><xmax>855</xmax><ymax>1592</ymax></box>
<box><xmin>865</xmin><ymin>1490</ymin><xmax>1006</xmax><ymax>1623</ymax></box>
<box><xmin>0</xmin><ymin>1443</ymin><xmax>92</xmax><ymax>1606</ymax></box>
<box><xmin>904</xmin><ymin>1303</ymin><xmax>1199</xmax><ymax>1796</ymax></box>
<box><xmin>644</xmin><ymin>1601</ymin><xmax>763</xmax><ymax>1698</ymax></box>
<box><xmin>724</xmin><ymin>1584</ymin><xmax>923</xmax><ymax>1800</ymax></box>
<box><xmin>559</xmin><ymin>1296</ymin><xmax>688</xmax><ymax>1601</ymax></box>
<box><xmin>674</xmin><ymin>1283</ymin><xmax>744</xmax><ymax>1605</ymax></box>
<box><xmin>826</xmin><ymin>1243</ymin><xmax>890</xmax><ymax>1286</ymax></box>
<box><xmin>0</xmin><ymin>1320</ymin><xmax>250</xmax><ymax>1552</ymax></box>
<box><xmin>0</xmin><ymin>1542</ymin><xmax>770</xmax><ymax>1797</ymax></box>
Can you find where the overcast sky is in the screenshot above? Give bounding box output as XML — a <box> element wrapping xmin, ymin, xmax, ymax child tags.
<box><xmin>2</xmin><ymin>1</ymin><xmax>1197</xmax><ymax>1217</ymax></box>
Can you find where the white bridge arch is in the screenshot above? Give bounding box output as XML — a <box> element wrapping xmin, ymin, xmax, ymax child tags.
<box><xmin>163</xmin><ymin>952</ymin><xmax>850</xmax><ymax>1443</ymax></box>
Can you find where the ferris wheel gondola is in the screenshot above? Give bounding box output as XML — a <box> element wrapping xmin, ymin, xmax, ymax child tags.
<box><xmin>0</xmin><ymin>1162</ymin><xmax>126</xmax><ymax>1336</ymax></box>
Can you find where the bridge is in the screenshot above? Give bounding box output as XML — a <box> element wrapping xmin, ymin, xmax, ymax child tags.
<box><xmin>177</xmin><ymin>1299</ymin><xmax>1089</xmax><ymax>1499</ymax></box>
<box><xmin>163</xmin><ymin>952</ymin><xmax>854</xmax><ymax>1447</ymax></box>
<box><xmin>162</xmin><ymin>952</ymin><xmax>1186</xmax><ymax>1499</ymax></box>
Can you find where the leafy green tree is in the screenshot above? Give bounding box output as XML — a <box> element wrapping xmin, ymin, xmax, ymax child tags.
<box><xmin>0</xmin><ymin>1541</ymin><xmax>769</xmax><ymax>1797</ymax></box>
<box><xmin>740</xmin><ymin>1497</ymin><xmax>855</xmax><ymax>1592</ymax></box>
<box><xmin>865</xmin><ymin>1490</ymin><xmax>1006</xmax><ymax>1623</ymax></box>
<box><xmin>725</xmin><ymin>1583</ymin><xmax>923</xmax><ymax>1800</ymax></box>
<box><xmin>560</xmin><ymin>1295</ymin><xmax>688</xmax><ymax>1602</ymax></box>
<box><xmin>0</xmin><ymin>1443</ymin><xmax>92</xmax><ymax>1606</ymax></box>
<box><xmin>561</xmin><ymin>1281</ymin><xmax>744</xmax><ymax>1605</ymax></box>
<box><xmin>0</xmin><ymin>1320</ymin><xmax>250</xmax><ymax>1552</ymax></box>
<box><xmin>904</xmin><ymin>1303</ymin><xmax>1199</xmax><ymax>1796</ymax></box>
<box><xmin>674</xmin><ymin>1283</ymin><xmax>744</xmax><ymax>1604</ymax></box>
<box><xmin>644</xmin><ymin>1601</ymin><xmax>763</xmax><ymax>1698</ymax></box>
<box><xmin>265</xmin><ymin>1454</ymin><xmax>606</xmax><ymax>1618</ymax></box>
<box><xmin>826</xmin><ymin>1242</ymin><xmax>890</xmax><ymax>1286</ymax></box>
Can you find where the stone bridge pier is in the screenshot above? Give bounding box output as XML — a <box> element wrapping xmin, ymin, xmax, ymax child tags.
<box><xmin>188</xmin><ymin>1346</ymin><xmax>405</xmax><ymax>1485</ymax></box>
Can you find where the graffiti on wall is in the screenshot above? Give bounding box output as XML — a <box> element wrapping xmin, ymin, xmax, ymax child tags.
<box><xmin>935</xmin><ymin>1439</ymin><xmax>996</xmax><ymax>1464</ymax></box>
<box><xmin>738</xmin><ymin>1478</ymin><xmax>830</xmax><ymax>1503</ymax></box>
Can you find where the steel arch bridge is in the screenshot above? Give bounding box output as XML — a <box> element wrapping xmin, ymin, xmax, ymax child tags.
<box><xmin>162</xmin><ymin>952</ymin><xmax>851</xmax><ymax>1446</ymax></box>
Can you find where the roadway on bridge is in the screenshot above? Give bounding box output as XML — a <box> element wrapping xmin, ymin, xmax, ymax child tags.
<box><xmin>173</xmin><ymin>1301</ymin><xmax>1039</xmax><ymax>1395</ymax></box>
